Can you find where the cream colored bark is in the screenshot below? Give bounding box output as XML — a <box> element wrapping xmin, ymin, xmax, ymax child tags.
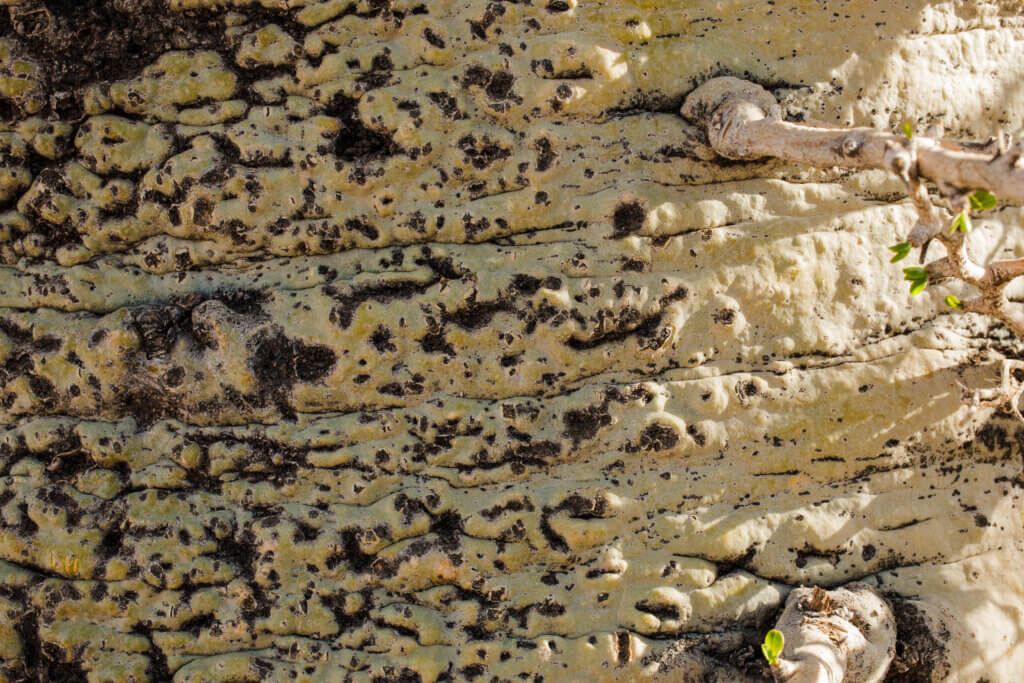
<box><xmin>2</xmin><ymin>2</ymin><xmax>1024</xmax><ymax>682</ymax></box>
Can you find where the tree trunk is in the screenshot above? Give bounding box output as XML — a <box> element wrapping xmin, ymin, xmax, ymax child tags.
<box><xmin>0</xmin><ymin>1</ymin><xmax>1022</xmax><ymax>681</ymax></box>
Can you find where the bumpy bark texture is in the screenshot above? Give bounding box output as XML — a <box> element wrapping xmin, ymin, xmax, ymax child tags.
<box><xmin>1</xmin><ymin>1</ymin><xmax>1024</xmax><ymax>681</ymax></box>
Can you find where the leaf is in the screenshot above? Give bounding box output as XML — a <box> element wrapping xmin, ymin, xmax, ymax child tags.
<box><xmin>903</xmin><ymin>121</ymin><xmax>914</xmax><ymax>139</ymax></box>
<box><xmin>949</xmin><ymin>212</ymin><xmax>971</xmax><ymax>234</ymax></box>
<box><xmin>969</xmin><ymin>190</ymin><xmax>997</xmax><ymax>211</ymax></box>
<box><xmin>902</xmin><ymin>267</ymin><xmax>927</xmax><ymax>281</ymax></box>
<box><xmin>910</xmin><ymin>276</ymin><xmax>928</xmax><ymax>295</ymax></box>
<box><xmin>945</xmin><ymin>295</ymin><xmax>964</xmax><ymax>309</ymax></box>
<box><xmin>889</xmin><ymin>242</ymin><xmax>911</xmax><ymax>262</ymax></box>
<box><xmin>762</xmin><ymin>629</ymin><xmax>784</xmax><ymax>666</ymax></box>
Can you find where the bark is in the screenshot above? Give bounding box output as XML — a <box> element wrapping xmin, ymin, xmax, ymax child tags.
<box><xmin>0</xmin><ymin>2</ymin><xmax>1021</xmax><ymax>682</ymax></box>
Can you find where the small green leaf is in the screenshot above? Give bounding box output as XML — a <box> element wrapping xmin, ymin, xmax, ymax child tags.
<box><xmin>950</xmin><ymin>212</ymin><xmax>971</xmax><ymax>234</ymax></box>
<box><xmin>969</xmin><ymin>190</ymin><xmax>997</xmax><ymax>211</ymax></box>
<box><xmin>762</xmin><ymin>629</ymin><xmax>784</xmax><ymax>667</ymax></box>
<box><xmin>910</xmin><ymin>276</ymin><xmax>928</xmax><ymax>295</ymax></box>
<box><xmin>945</xmin><ymin>295</ymin><xmax>964</xmax><ymax>309</ymax></box>
<box><xmin>903</xmin><ymin>266</ymin><xmax>927</xmax><ymax>281</ymax></box>
<box><xmin>889</xmin><ymin>242</ymin><xmax>911</xmax><ymax>262</ymax></box>
<box><xmin>902</xmin><ymin>122</ymin><xmax>914</xmax><ymax>139</ymax></box>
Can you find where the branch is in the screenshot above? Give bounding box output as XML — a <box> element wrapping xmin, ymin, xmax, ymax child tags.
<box><xmin>681</xmin><ymin>77</ymin><xmax>1024</xmax><ymax>341</ymax></box>
<box><xmin>681</xmin><ymin>77</ymin><xmax>1024</xmax><ymax>203</ymax></box>
<box><xmin>769</xmin><ymin>584</ymin><xmax>895</xmax><ymax>683</ymax></box>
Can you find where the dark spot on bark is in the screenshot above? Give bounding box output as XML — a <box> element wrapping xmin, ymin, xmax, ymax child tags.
<box><xmin>511</xmin><ymin>274</ymin><xmax>542</xmax><ymax>295</ymax></box>
<box><xmin>533</xmin><ymin>137</ymin><xmax>556</xmax><ymax>172</ymax></box>
<box><xmin>610</xmin><ymin>201</ymin><xmax>645</xmax><ymax>238</ymax></box>
<box><xmin>27</xmin><ymin>374</ymin><xmax>56</xmax><ymax>401</ymax></box>
<box><xmin>356</xmin><ymin>51</ymin><xmax>394</xmax><ymax>90</ymax></box>
<box><xmin>562</xmin><ymin>404</ymin><xmax>611</xmax><ymax>446</ymax></box>
<box><xmin>738</xmin><ymin>381</ymin><xmax>759</xmax><ymax>398</ymax></box>
<box><xmin>443</xmin><ymin>298</ymin><xmax>514</xmax><ymax>330</ymax></box>
<box><xmin>887</xmin><ymin>599</ymin><xmax>953</xmax><ymax>682</ymax></box>
<box><xmin>426</xmin><ymin>91</ymin><xmax>464</xmax><ymax>119</ymax></box>
<box><xmin>636</xmin><ymin>423</ymin><xmax>678</xmax><ymax>451</ymax></box>
<box><xmin>462</xmin><ymin>65</ymin><xmax>491</xmax><ymax>88</ymax></box>
<box><xmin>345</xmin><ymin>218</ymin><xmax>379</xmax><ymax>241</ymax></box>
<box><xmin>457</xmin><ymin>133</ymin><xmax>511</xmax><ymax>169</ymax></box>
<box><xmin>462</xmin><ymin>213</ymin><xmax>490</xmax><ymax>239</ymax></box>
<box><xmin>659</xmin><ymin>287</ymin><xmax>688</xmax><ymax>306</ymax></box>
<box><xmin>328</xmin><ymin>93</ymin><xmax>399</xmax><ymax>161</ymax></box>
<box><xmin>294</xmin><ymin>343</ymin><xmax>336</xmax><ymax>383</ymax></box>
<box><xmin>192</xmin><ymin>196</ymin><xmax>214</xmax><ymax>226</ymax></box>
<box><xmin>535</xmin><ymin>598</ymin><xmax>566</xmax><ymax>617</ymax></box>
<box><xmin>369</xmin><ymin>325</ymin><xmax>397</xmax><ymax>353</ymax></box>
<box><xmin>634</xmin><ymin>600</ymin><xmax>680</xmax><ymax>620</ymax></box>
<box><xmin>538</xmin><ymin>506</ymin><xmax>569</xmax><ymax>553</ymax></box>
<box><xmin>486</xmin><ymin>70</ymin><xmax>514</xmax><ymax>99</ymax></box>
<box><xmin>567</xmin><ymin>311</ymin><xmax>663</xmax><ymax>351</ymax></box>
<box><xmin>164</xmin><ymin>365</ymin><xmax>185</xmax><ymax>388</ymax></box>
<box><xmin>686</xmin><ymin>424</ymin><xmax>706</xmax><ymax>446</ymax></box>
<box><xmin>326</xmin><ymin>279</ymin><xmax>435</xmax><ymax>329</ymax></box>
<box><xmin>420</xmin><ymin>329</ymin><xmax>455</xmax><ymax>356</ymax></box>
<box><xmin>712</xmin><ymin>308</ymin><xmax>736</xmax><ymax>325</ymax></box>
<box><xmin>423</xmin><ymin>27</ymin><xmax>445</xmax><ymax>48</ymax></box>
<box><xmin>249</xmin><ymin>325</ymin><xmax>336</xmax><ymax>415</ymax></box>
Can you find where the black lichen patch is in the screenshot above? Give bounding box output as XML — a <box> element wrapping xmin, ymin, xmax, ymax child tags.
<box><xmin>538</xmin><ymin>506</ymin><xmax>569</xmax><ymax>553</ymax></box>
<box><xmin>886</xmin><ymin>599</ymin><xmax>952</xmax><ymax>682</ymax></box>
<box><xmin>129</xmin><ymin>304</ymin><xmax>192</xmax><ymax>359</ymax></box>
<box><xmin>610</xmin><ymin>201</ymin><xmax>645</xmax><ymax>238</ymax></box>
<box><xmin>326</xmin><ymin>278</ymin><xmax>437</xmax><ymax>330</ymax></box>
<box><xmin>211</xmin><ymin>527</ymin><xmax>260</xmax><ymax>581</ymax></box>
<box><xmin>558</xmin><ymin>493</ymin><xmax>609</xmax><ymax>519</ymax></box>
<box><xmin>442</xmin><ymin>297</ymin><xmax>515</xmax><ymax>330</ymax></box>
<box><xmin>369</xmin><ymin>325</ymin><xmax>398</xmax><ymax>353</ymax></box>
<box><xmin>461</xmin><ymin>65</ymin><xmax>522</xmax><ymax>111</ymax></box>
<box><xmin>294</xmin><ymin>343</ymin><xmax>337</xmax><ymax>383</ymax></box>
<box><xmin>712</xmin><ymin>308</ymin><xmax>736</xmax><ymax>325</ymax></box>
<box><xmin>426</xmin><ymin>91</ymin><xmax>465</xmax><ymax>120</ymax></box>
<box><xmin>635</xmin><ymin>423</ymin><xmax>679</xmax><ymax>451</ymax></box>
<box><xmin>117</xmin><ymin>385</ymin><xmax>172</xmax><ymax>428</ymax></box>
<box><xmin>562</xmin><ymin>403</ymin><xmax>612</xmax><ymax>447</ymax></box>
<box><xmin>328</xmin><ymin>93</ymin><xmax>400</xmax><ymax>161</ymax></box>
<box><xmin>534</xmin><ymin>137</ymin><xmax>556</xmax><ymax>171</ymax></box>
<box><xmin>13</xmin><ymin>175</ymin><xmax>84</xmax><ymax>251</ymax></box>
<box><xmin>634</xmin><ymin>600</ymin><xmax>680</xmax><ymax>620</ymax></box>
<box><xmin>355</xmin><ymin>50</ymin><xmax>394</xmax><ymax>91</ymax></box>
<box><xmin>457</xmin><ymin>133</ymin><xmax>511</xmax><ymax>169</ymax></box>
<box><xmin>248</xmin><ymin>326</ymin><xmax>337</xmax><ymax>395</ymax></box>
<box><xmin>566</xmin><ymin>310</ymin><xmax>665</xmax><ymax>351</ymax></box>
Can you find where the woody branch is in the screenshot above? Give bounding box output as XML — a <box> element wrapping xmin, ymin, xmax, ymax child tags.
<box><xmin>680</xmin><ymin>76</ymin><xmax>1024</xmax><ymax>336</ymax></box>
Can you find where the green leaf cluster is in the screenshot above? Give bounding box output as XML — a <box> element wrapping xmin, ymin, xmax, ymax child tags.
<box><xmin>761</xmin><ymin>629</ymin><xmax>784</xmax><ymax>666</ymax></box>
<box><xmin>969</xmin><ymin>190</ymin><xmax>997</xmax><ymax>211</ymax></box>
<box><xmin>903</xmin><ymin>266</ymin><xmax>928</xmax><ymax>295</ymax></box>
<box><xmin>888</xmin><ymin>242</ymin><xmax>911</xmax><ymax>262</ymax></box>
<box><xmin>889</xmin><ymin>190</ymin><xmax>995</xmax><ymax>304</ymax></box>
<box><xmin>950</xmin><ymin>211</ymin><xmax>971</xmax><ymax>234</ymax></box>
